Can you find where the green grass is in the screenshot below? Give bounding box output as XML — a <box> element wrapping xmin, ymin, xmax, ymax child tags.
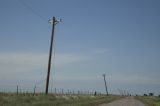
<box><xmin>0</xmin><ymin>93</ymin><xmax>122</xmax><ymax>106</ymax></box>
<box><xmin>135</xmin><ymin>96</ymin><xmax>160</xmax><ymax>106</ymax></box>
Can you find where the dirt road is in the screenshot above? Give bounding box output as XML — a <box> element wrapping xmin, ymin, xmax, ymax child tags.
<box><xmin>99</xmin><ymin>97</ymin><xmax>145</xmax><ymax>106</ymax></box>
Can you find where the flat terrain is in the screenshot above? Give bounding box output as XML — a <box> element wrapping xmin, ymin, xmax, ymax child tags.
<box><xmin>99</xmin><ymin>96</ymin><xmax>145</xmax><ymax>106</ymax></box>
<box><xmin>0</xmin><ymin>93</ymin><xmax>122</xmax><ymax>106</ymax></box>
<box><xmin>135</xmin><ymin>96</ymin><xmax>160</xmax><ymax>106</ymax></box>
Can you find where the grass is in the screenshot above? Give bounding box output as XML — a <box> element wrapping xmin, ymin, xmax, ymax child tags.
<box><xmin>135</xmin><ymin>96</ymin><xmax>160</xmax><ymax>106</ymax></box>
<box><xmin>0</xmin><ymin>93</ymin><xmax>123</xmax><ymax>106</ymax></box>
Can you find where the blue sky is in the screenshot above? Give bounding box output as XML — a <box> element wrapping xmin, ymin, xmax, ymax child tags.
<box><xmin>0</xmin><ymin>0</ymin><xmax>160</xmax><ymax>95</ymax></box>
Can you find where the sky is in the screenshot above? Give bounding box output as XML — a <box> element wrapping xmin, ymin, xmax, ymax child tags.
<box><xmin>0</xmin><ymin>0</ymin><xmax>160</xmax><ymax>95</ymax></box>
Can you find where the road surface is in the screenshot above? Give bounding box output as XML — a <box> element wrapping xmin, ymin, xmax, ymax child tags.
<box><xmin>99</xmin><ymin>97</ymin><xmax>145</xmax><ymax>106</ymax></box>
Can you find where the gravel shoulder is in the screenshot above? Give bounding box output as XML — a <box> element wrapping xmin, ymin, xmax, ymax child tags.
<box><xmin>98</xmin><ymin>96</ymin><xmax>145</xmax><ymax>106</ymax></box>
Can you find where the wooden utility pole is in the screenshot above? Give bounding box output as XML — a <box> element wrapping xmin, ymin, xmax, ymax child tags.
<box><xmin>45</xmin><ymin>16</ymin><xmax>57</xmax><ymax>95</ymax></box>
<box><xmin>45</xmin><ymin>17</ymin><xmax>55</xmax><ymax>95</ymax></box>
<box><xmin>45</xmin><ymin>17</ymin><xmax>61</xmax><ymax>95</ymax></box>
<box><xmin>103</xmin><ymin>74</ymin><xmax>108</xmax><ymax>96</ymax></box>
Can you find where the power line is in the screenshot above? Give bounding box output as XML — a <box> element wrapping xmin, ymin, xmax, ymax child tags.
<box><xmin>17</xmin><ymin>0</ymin><xmax>47</xmax><ymax>22</ymax></box>
<box><xmin>17</xmin><ymin>0</ymin><xmax>58</xmax><ymax>93</ymax></box>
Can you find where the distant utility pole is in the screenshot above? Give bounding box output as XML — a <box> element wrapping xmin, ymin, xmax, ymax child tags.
<box><xmin>34</xmin><ymin>85</ymin><xmax>36</xmax><ymax>95</ymax></box>
<box><xmin>45</xmin><ymin>17</ymin><xmax>62</xmax><ymax>95</ymax></box>
<box><xmin>102</xmin><ymin>74</ymin><xmax>108</xmax><ymax>96</ymax></box>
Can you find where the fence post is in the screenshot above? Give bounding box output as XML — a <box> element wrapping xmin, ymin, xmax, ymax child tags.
<box><xmin>55</xmin><ymin>88</ymin><xmax>56</xmax><ymax>95</ymax></box>
<box><xmin>62</xmin><ymin>89</ymin><xmax>63</xmax><ymax>95</ymax></box>
<box><xmin>17</xmin><ymin>85</ymin><xmax>18</xmax><ymax>95</ymax></box>
<box><xmin>33</xmin><ymin>85</ymin><xmax>36</xmax><ymax>96</ymax></box>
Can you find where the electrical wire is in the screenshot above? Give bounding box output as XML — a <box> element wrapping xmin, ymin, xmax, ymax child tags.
<box><xmin>17</xmin><ymin>0</ymin><xmax>56</xmax><ymax>92</ymax></box>
<box><xmin>15</xmin><ymin>0</ymin><xmax>60</xmax><ymax>92</ymax></box>
<box><xmin>17</xmin><ymin>0</ymin><xmax>47</xmax><ymax>22</ymax></box>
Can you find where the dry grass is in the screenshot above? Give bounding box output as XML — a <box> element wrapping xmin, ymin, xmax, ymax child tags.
<box><xmin>0</xmin><ymin>93</ymin><xmax>122</xmax><ymax>106</ymax></box>
<box><xmin>135</xmin><ymin>96</ymin><xmax>160</xmax><ymax>106</ymax></box>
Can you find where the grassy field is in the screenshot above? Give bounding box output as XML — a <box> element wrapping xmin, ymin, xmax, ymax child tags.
<box><xmin>0</xmin><ymin>93</ymin><xmax>122</xmax><ymax>106</ymax></box>
<box><xmin>135</xmin><ymin>96</ymin><xmax>160</xmax><ymax>106</ymax></box>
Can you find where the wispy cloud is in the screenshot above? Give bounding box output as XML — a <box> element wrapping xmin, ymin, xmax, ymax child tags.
<box><xmin>54</xmin><ymin>53</ymin><xmax>92</xmax><ymax>66</ymax></box>
<box><xmin>54</xmin><ymin>75</ymin><xmax>102</xmax><ymax>81</ymax></box>
<box><xmin>0</xmin><ymin>52</ymin><xmax>92</xmax><ymax>74</ymax></box>
<box><xmin>0</xmin><ymin>52</ymin><xmax>94</xmax><ymax>89</ymax></box>
<box><xmin>0</xmin><ymin>52</ymin><xmax>97</xmax><ymax>78</ymax></box>
<box><xmin>91</xmin><ymin>49</ymin><xmax>110</xmax><ymax>55</ymax></box>
<box><xmin>108</xmin><ymin>74</ymin><xmax>160</xmax><ymax>85</ymax></box>
<box><xmin>0</xmin><ymin>49</ymin><xmax>108</xmax><ymax>88</ymax></box>
<box><xmin>2</xmin><ymin>50</ymin><xmax>159</xmax><ymax>93</ymax></box>
<box><xmin>53</xmin><ymin>74</ymin><xmax>160</xmax><ymax>86</ymax></box>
